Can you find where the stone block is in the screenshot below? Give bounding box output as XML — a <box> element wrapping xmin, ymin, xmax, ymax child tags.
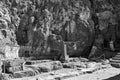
<box><xmin>24</xmin><ymin>61</ymin><xmax>63</xmax><ymax>72</ymax></box>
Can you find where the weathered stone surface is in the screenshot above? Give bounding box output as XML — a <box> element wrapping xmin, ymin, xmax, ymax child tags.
<box><xmin>0</xmin><ymin>74</ymin><xmax>8</xmax><ymax>80</ymax></box>
<box><xmin>13</xmin><ymin>70</ymin><xmax>36</xmax><ymax>78</ymax></box>
<box><xmin>0</xmin><ymin>60</ymin><xmax>3</xmax><ymax>73</ymax></box>
<box><xmin>24</xmin><ymin>61</ymin><xmax>63</xmax><ymax>72</ymax></box>
<box><xmin>63</xmin><ymin>62</ymin><xmax>86</xmax><ymax>68</ymax></box>
<box><xmin>0</xmin><ymin>2</ymin><xmax>19</xmax><ymax>59</ymax></box>
<box><xmin>5</xmin><ymin>45</ymin><xmax>19</xmax><ymax>59</ymax></box>
<box><xmin>89</xmin><ymin>0</ymin><xmax>120</xmax><ymax>59</ymax></box>
<box><xmin>4</xmin><ymin>59</ymin><xmax>25</xmax><ymax>67</ymax></box>
<box><xmin>1</xmin><ymin>0</ymin><xmax>94</xmax><ymax>59</ymax></box>
<box><xmin>3</xmin><ymin>59</ymin><xmax>25</xmax><ymax>73</ymax></box>
<box><xmin>0</xmin><ymin>0</ymin><xmax>120</xmax><ymax>60</ymax></box>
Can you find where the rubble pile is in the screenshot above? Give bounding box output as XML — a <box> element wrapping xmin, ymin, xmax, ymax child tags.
<box><xmin>3</xmin><ymin>59</ymin><xmax>25</xmax><ymax>73</ymax></box>
<box><xmin>3</xmin><ymin>58</ymin><xmax>108</xmax><ymax>80</ymax></box>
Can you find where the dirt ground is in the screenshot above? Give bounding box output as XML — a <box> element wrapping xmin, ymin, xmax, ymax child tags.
<box><xmin>64</xmin><ymin>67</ymin><xmax>120</xmax><ymax>80</ymax></box>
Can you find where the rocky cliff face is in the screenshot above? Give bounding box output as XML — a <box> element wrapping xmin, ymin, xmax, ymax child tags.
<box><xmin>0</xmin><ymin>0</ymin><xmax>120</xmax><ymax>59</ymax></box>
<box><xmin>0</xmin><ymin>2</ymin><xmax>19</xmax><ymax>59</ymax></box>
<box><xmin>89</xmin><ymin>0</ymin><xmax>120</xmax><ymax>59</ymax></box>
<box><xmin>7</xmin><ymin>0</ymin><xmax>94</xmax><ymax>58</ymax></box>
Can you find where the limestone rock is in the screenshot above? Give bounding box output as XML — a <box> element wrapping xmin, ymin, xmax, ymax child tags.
<box><xmin>13</xmin><ymin>70</ymin><xmax>36</xmax><ymax>78</ymax></box>
<box><xmin>4</xmin><ymin>45</ymin><xmax>19</xmax><ymax>59</ymax></box>
<box><xmin>0</xmin><ymin>2</ymin><xmax>19</xmax><ymax>59</ymax></box>
<box><xmin>5</xmin><ymin>0</ymin><xmax>94</xmax><ymax>59</ymax></box>
<box><xmin>0</xmin><ymin>60</ymin><xmax>2</xmax><ymax>73</ymax></box>
<box><xmin>24</xmin><ymin>61</ymin><xmax>63</xmax><ymax>72</ymax></box>
<box><xmin>1</xmin><ymin>0</ymin><xmax>120</xmax><ymax>60</ymax></box>
<box><xmin>3</xmin><ymin>59</ymin><xmax>25</xmax><ymax>73</ymax></box>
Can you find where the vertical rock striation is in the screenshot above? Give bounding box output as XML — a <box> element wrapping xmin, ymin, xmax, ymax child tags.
<box><xmin>0</xmin><ymin>2</ymin><xmax>19</xmax><ymax>59</ymax></box>
<box><xmin>5</xmin><ymin>0</ymin><xmax>94</xmax><ymax>59</ymax></box>
<box><xmin>0</xmin><ymin>0</ymin><xmax>120</xmax><ymax>59</ymax></box>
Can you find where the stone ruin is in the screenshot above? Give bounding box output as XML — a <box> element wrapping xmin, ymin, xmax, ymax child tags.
<box><xmin>0</xmin><ymin>0</ymin><xmax>119</xmax><ymax>80</ymax></box>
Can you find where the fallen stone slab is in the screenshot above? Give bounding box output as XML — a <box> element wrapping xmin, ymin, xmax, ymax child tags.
<box><xmin>62</xmin><ymin>62</ymin><xmax>86</xmax><ymax>68</ymax></box>
<box><xmin>42</xmin><ymin>63</ymin><xmax>107</xmax><ymax>79</ymax></box>
<box><xmin>62</xmin><ymin>61</ymin><xmax>99</xmax><ymax>69</ymax></box>
<box><xmin>24</xmin><ymin>60</ymin><xmax>52</xmax><ymax>65</ymax></box>
<box><xmin>3</xmin><ymin>59</ymin><xmax>25</xmax><ymax>73</ymax></box>
<box><xmin>40</xmin><ymin>64</ymin><xmax>108</xmax><ymax>80</ymax></box>
<box><xmin>78</xmin><ymin>63</ymin><xmax>109</xmax><ymax>74</ymax></box>
<box><xmin>8</xmin><ymin>66</ymin><xmax>23</xmax><ymax>73</ymax></box>
<box><xmin>4</xmin><ymin>59</ymin><xmax>25</xmax><ymax>67</ymax></box>
<box><xmin>12</xmin><ymin>70</ymin><xmax>36</xmax><ymax>78</ymax></box>
<box><xmin>24</xmin><ymin>61</ymin><xmax>63</xmax><ymax>73</ymax></box>
<box><xmin>39</xmin><ymin>69</ymin><xmax>80</xmax><ymax>80</ymax></box>
<box><xmin>9</xmin><ymin>64</ymin><xmax>109</xmax><ymax>80</ymax></box>
<box><xmin>54</xmin><ymin>71</ymin><xmax>79</xmax><ymax>80</ymax></box>
<box><xmin>64</xmin><ymin>57</ymin><xmax>89</xmax><ymax>63</ymax></box>
<box><xmin>64</xmin><ymin>58</ymin><xmax>80</xmax><ymax>62</ymax></box>
<box><xmin>10</xmin><ymin>75</ymin><xmax>45</xmax><ymax>80</ymax></box>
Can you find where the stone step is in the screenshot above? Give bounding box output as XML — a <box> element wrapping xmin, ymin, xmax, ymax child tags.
<box><xmin>116</xmin><ymin>53</ymin><xmax>120</xmax><ymax>55</ymax></box>
<box><xmin>113</xmin><ymin>55</ymin><xmax>120</xmax><ymax>58</ymax></box>
<box><xmin>110</xmin><ymin>59</ymin><xmax>120</xmax><ymax>63</ymax></box>
<box><xmin>112</xmin><ymin>57</ymin><xmax>120</xmax><ymax>60</ymax></box>
<box><xmin>110</xmin><ymin>62</ymin><xmax>120</xmax><ymax>68</ymax></box>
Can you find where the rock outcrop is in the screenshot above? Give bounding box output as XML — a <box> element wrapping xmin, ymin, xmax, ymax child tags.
<box><xmin>0</xmin><ymin>2</ymin><xmax>19</xmax><ymax>59</ymax></box>
<box><xmin>0</xmin><ymin>0</ymin><xmax>120</xmax><ymax>59</ymax></box>
<box><xmin>11</xmin><ymin>0</ymin><xmax>94</xmax><ymax>58</ymax></box>
<box><xmin>89</xmin><ymin>0</ymin><xmax>120</xmax><ymax>59</ymax></box>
